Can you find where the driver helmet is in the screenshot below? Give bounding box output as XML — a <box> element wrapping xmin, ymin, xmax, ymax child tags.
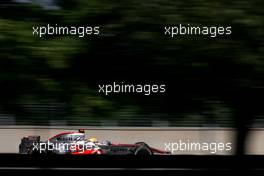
<box><xmin>88</xmin><ymin>137</ymin><xmax>98</xmax><ymax>143</ymax></box>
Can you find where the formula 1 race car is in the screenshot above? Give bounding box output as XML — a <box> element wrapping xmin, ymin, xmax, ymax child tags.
<box><xmin>19</xmin><ymin>129</ymin><xmax>171</xmax><ymax>155</ymax></box>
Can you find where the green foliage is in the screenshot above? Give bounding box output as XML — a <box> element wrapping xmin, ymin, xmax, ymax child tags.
<box><xmin>0</xmin><ymin>1</ymin><xmax>263</xmax><ymax>126</ymax></box>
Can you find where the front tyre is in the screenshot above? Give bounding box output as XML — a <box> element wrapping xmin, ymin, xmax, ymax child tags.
<box><xmin>134</xmin><ymin>143</ymin><xmax>153</xmax><ymax>155</ymax></box>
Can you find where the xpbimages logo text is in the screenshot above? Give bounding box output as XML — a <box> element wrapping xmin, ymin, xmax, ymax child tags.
<box><xmin>32</xmin><ymin>24</ymin><xmax>100</xmax><ymax>37</ymax></box>
<box><xmin>32</xmin><ymin>141</ymin><xmax>93</xmax><ymax>154</ymax></box>
<box><xmin>164</xmin><ymin>140</ymin><xmax>232</xmax><ymax>154</ymax></box>
<box><xmin>98</xmin><ymin>82</ymin><xmax>166</xmax><ymax>96</ymax></box>
<box><xmin>164</xmin><ymin>24</ymin><xmax>232</xmax><ymax>38</ymax></box>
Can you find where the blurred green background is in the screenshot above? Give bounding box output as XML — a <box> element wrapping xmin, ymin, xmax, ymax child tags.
<box><xmin>0</xmin><ymin>0</ymin><xmax>263</xmax><ymax>129</ymax></box>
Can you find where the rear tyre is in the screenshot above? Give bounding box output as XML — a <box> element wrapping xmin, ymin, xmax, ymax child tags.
<box><xmin>19</xmin><ymin>136</ymin><xmax>40</xmax><ymax>154</ymax></box>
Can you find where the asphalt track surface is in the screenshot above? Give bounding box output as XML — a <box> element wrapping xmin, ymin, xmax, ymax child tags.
<box><xmin>0</xmin><ymin>126</ymin><xmax>263</xmax><ymax>154</ymax></box>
